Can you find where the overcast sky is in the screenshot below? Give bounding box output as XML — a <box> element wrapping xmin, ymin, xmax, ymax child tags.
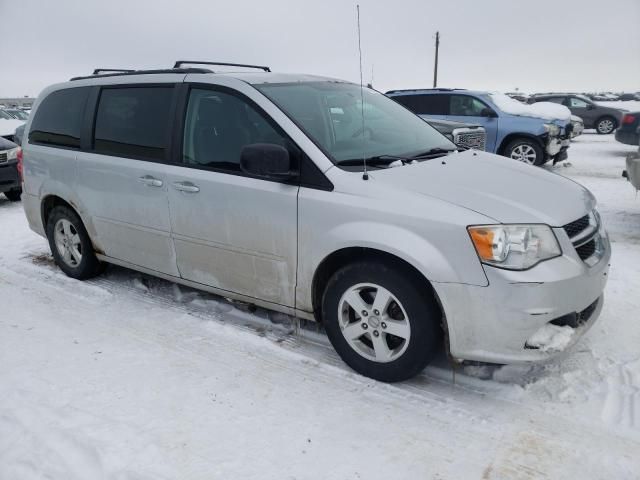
<box><xmin>1</xmin><ymin>0</ymin><xmax>638</xmax><ymax>98</ymax></box>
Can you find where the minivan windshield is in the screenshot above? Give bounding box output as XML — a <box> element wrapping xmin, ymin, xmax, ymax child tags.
<box><xmin>256</xmin><ymin>81</ymin><xmax>456</xmax><ymax>169</ymax></box>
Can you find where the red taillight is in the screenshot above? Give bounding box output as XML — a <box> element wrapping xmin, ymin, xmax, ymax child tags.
<box><xmin>622</xmin><ymin>114</ymin><xmax>636</xmax><ymax>125</ymax></box>
<box><xmin>16</xmin><ymin>147</ymin><xmax>23</xmax><ymax>180</ymax></box>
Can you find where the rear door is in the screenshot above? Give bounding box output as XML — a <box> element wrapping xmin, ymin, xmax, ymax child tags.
<box><xmin>75</xmin><ymin>83</ymin><xmax>180</xmax><ymax>276</ymax></box>
<box><xmin>165</xmin><ymin>84</ymin><xmax>299</xmax><ymax>307</ymax></box>
<box><xmin>446</xmin><ymin>94</ymin><xmax>499</xmax><ymax>152</ymax></box>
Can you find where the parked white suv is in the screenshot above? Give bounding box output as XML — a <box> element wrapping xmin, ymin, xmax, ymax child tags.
<box><xmin>21</xmin><ymin>63</ymin><xmax>611</xmax><ymax>382</ymax></box>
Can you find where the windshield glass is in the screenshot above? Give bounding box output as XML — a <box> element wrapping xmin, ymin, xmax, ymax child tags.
<box><xmin>0</xmin><ymin>110</ymin><xmax>12</xmax><ymax>120</ymax></box>
<box><xmin>256</xmin><ymin>82</ymin><xmax>455</xmax><ymax>168</ymax></box>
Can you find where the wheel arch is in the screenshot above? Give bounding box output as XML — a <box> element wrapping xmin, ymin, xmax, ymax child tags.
<box><xmin>497</xmin><ymin>132</ymin><xmax>545</xmax><ymax>155</ymax></box>
<box><xmin>310</xmin><ymin>246</ymin><xmax>450</xmax><ymax>350</ymax></box>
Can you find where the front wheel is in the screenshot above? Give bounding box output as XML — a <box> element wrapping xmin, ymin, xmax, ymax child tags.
<box><xmin>322</xmin><ymin>261</ymin><xmax>442</xmax><ymax>382</ymax></box>
<box><xmin>596</xmin><ymin>116</ymin><xmax>616</xmax><ymax>135</ymax></box>
<box><xmin>504</xmin><ymin>138</ymin><xmax>545</xmax><ymax>166</ymax></box>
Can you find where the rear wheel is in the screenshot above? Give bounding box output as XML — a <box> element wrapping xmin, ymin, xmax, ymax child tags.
<box><xmin>504</xmin><ymin>138</ymin><xmax>545</xmax><ymax>166</ymax></box>
<box><xmin>45</xmin><ymin>206</ymin><xmax>105</xmax><ymax>280</ymax></box>
<box><xmin>596</xmin><ymin>116</ymin><xmax>616</xmax><ymax>134</ymax></box>
<box><xmin>322</xmin><ymin>261</ymin><xmax>442</xmax><ymax>382</ymax></box>
<box><xmin>4</xmin><ymin>188</ymin><xmax>22</xmax><ymax>202</ymax></box>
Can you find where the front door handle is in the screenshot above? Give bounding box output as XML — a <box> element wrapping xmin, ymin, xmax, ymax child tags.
<box><xmin>172</xmin><ymin>181</ymin><xmax>200</xmax><ymax>193</ymax></box>
<box><xmin>138</xmin><ymin>175</ymin><xmax>163</xmax><ymax>187</ymax></box>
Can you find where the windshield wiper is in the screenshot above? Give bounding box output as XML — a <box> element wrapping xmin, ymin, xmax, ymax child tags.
<box><xmin>335</xmin><ymin>155</ymin><xmax>409</xmax><ymax>167</ymax></box>
<box><xmin>409</xmin><ymin>147</ymin><xmax>459</xmax><ymax>159</ymax></box>
<box><xmin>336</xmin><ymin>148</ymin><xmax>459</xmax><ymax>168</ymax></box>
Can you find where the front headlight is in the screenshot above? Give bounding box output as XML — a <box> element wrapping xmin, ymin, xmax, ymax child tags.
<box><xmin>468</xmin><ymin>224</ymin><xmax>561</xmax><ymax>270</ymax></box>
<box><xmin>6</xmin><ymin>147</ymin><xmax>19</xmax><ymax>161</ymax></box>
<box><xmin>543</xmin><ymin>123</ymin><xmax>560</xmax><ymax>137</ymax></box>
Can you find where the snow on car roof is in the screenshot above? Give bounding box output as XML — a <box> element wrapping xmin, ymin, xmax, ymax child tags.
<box><xmin>489</xmin><ymin>92</ymin><xmax>572</xmax><ymax>122</ymax></box>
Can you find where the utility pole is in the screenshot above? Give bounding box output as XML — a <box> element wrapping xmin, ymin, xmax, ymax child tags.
<box><xmin>433</xmin><ymin>31</ymin><xmax>440</xmax><ymax>88</ymax></box>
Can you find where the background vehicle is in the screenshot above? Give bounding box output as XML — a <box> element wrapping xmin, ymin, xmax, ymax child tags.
<box><xmin>3</xmin><ymin>108</ymin><xmax>30</xmax><ymax>121</ymax></box>
<box><xmin>618</xmin><ymin>93</ymin><xmax>640</xmax><ymax>101</ymax></box>
<box><xmin>0</xmin><ymin>110</ymin><xmax>24</xmax><ymax>142</ymax></box>
<box><xmin>615</xmin><ymin>112</ymin><xmax>640</xmax><ymax>146</ymax></box>
<box><xmin>387</xmin><ymin>88</ymin><xmax>572</xmax><ymax>166</ymax></box>
<box><xmin>0</xmin><ymin>137</ymin><xmax>22</xmax><ymax>201</ymax></box>
<box><xmin>424</xmin><ymin>118</ymin><xmax>486</xmax><ymax>150</ymax></box>
<box><xmin>22</xmin><ymin>65</ymin><xmax>609</xmax><ymax>382</ymax></box>
<box><xmin>505</xmin><ymin>92</ymin><xmax>529</xmax><ymax>103</ymax></box>
<box><xmin>570</xmin><ymin>115</ymin><xmax>584</xmax><ymax>138</ymax></box>
<box><xmin>529</xmin><ymin>93</ymin><xmax>625</xmax><ymax>134</ymax></box>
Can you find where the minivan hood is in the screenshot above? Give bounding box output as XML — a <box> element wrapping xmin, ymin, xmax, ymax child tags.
<box><xmin>372</xmin><ymin>150</ymin><xmax>595</xmax><ymax>226</ymax></box>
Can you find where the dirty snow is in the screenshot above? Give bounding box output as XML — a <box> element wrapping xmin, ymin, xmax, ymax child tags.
<box><xmin>524</xmin><ymin>323</ymin><xmax>575</xmax><ymax>352</ymax></box>
<box><xmin>1</xmin><ymin>134</ymin><xmax>640</xmax><ymax>479</ymax></box>
<box><xmin>490</xmin><ymin>92</ymin><xmax>572</xmax><ymax>121</ymax></box>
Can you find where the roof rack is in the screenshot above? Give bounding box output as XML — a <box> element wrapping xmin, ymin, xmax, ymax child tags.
<box><xmin>385</xmin><ymin>87</ymin><xmax>465</xmax><ymax>94</ymax></box>
<box><xmin>70</xmin><ymin>67</ymin><xmax>212</xmax><ymax>81</ymax></box>
<box><xmin>173</xmin><ymin>60</ymin><xmax>271</xmax><ymax>72</ymax></box>
<box><xmin>92</xmin><ymin>68</ymin><xmax>135</xmax><ymax>75</ymax></box>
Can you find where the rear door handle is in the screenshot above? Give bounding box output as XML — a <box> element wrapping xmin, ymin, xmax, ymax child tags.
<box><xmin>172</xmin><ymin>181</ymin><xmax>200</xmax><ymax>193</ymax></box>
<box><xmin>138</xmin><ymin>175</ymin><xmax>163</xmax><ymax>187</ymax></box>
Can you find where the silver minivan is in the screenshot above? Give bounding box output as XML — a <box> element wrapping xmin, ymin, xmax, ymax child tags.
<box><xmin>21</xmin><ymin>63</ymin><xmax>611</xmax><ymax>382</ymax></box>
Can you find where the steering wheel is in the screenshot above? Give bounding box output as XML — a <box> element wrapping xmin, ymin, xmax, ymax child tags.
<box><xmin>351</xmin><ymin>126</ymin><xmax>374</xmax><ymax>139</ymax></box>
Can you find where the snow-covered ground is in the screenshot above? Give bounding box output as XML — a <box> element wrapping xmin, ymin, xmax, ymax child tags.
<box><xmin>1</xmin><ymin>134</ymin><xmax>639</xmax><ymax>479</ymax></box>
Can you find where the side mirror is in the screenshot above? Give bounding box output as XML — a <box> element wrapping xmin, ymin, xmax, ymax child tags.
<box><xmin>480</xmin><ymin>107</ymin><xmax>497</xmax><ymax>118</ymax></box>
<box><xmin>586</xmin><ymin>104</ymin><xmax>595</xmax><ymax>110</ymax></box>
<box><xmin>240</xmin><ymin>143</ymin><xmax>296</xmax><ymax>180</ymax></box>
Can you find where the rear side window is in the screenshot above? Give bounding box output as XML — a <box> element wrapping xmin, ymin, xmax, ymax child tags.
<box><xmin>391</xmin><ymin>94</ymin><xmax>448</xmax><ymax>115</ymax></box>
<box><xmin>29</xmin><ymin>87</ymin><xmax>89</xmax><ymax>148</ymax></box>
<box><xmin>93</xmin><ymin>86</ymin><xmax>174</xmax><ymax>161</ymax></box>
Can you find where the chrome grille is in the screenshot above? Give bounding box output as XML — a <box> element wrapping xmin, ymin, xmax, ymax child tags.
<box><xmin>453</xmin><ymin>128</ymin><xmax>486</xmax><ymax>151</ymax></box>
<box><xmin>0</xmin><ymin>151</ymin><xmax>7</xmax><ymax>164</ymax></box>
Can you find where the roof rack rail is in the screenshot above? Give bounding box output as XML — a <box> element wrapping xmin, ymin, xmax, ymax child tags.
<box><xmin>173</xmin><ymin>60</ymin><xmax>271</xmax><ymax>72</ymax></box>
<box><xmin>70</xmin><ymin>67</ymin><xmax>212</xmax><ymax>81</ymax></box>
<box><xmin>92</xmin><ymin>68</ymin><xmax>135</xmax><ymax>75</ymax></box>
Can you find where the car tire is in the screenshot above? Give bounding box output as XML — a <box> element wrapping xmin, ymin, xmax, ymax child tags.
<box><xmin>46</xmin><ymin>205</ymin><xmax>105</xmax><ymax>280</ymax></box>
<box><xmin>4</xmin><ymin>188</ymin><xmax>22</xmax><ymax>202</ymax></box>
<box><xmin>596</xmin><ymin>116</ymin><xmax>616</xmax><ymax>135</ymax></box>
<box><xmin>322</xmin><ymin>261</ymin><xmax>442</xmax><ymax>382</ymax></box>
<box><xmin>504</xmin><ymin>138</ymin><xmax>545</xmax><ymax>166</ymax></box>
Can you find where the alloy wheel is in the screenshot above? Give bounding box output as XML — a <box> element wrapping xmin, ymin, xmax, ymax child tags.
<box><xmin>54</xmin><ymin>219</ymin><xmax>83</xmax><ymax>267</ymax></box>
<box><xmin>510</xmin><ymin>144</ymin><xmax>537</xmax><ymax>164</ymax></box>
<box><xmin>337</xmin><ymin>283</ymin><xmax>411</xmax><ymax>363</ymax></box>
<box><xmin>597</xmin><ymin>119</ymin><xmax>614</xmax><ymax>134</ymax></box>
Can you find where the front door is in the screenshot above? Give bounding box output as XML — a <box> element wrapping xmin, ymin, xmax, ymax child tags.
<box><xmin>566</xmin><ymin>96</ymin><xmax>596</xmax><ymax>127</ymax></box>
<box><xmin>446</xmin><ymin>94</ymin><xmax>500</xmax><ymax>152</ymax></box>
<box><xmin>76</xmin><ymin>85</ymin><xmax>180</xmax><ymax>276</ymax></box>
<box><xmin>166</xmin><ymin>86</ymin><xmax>299</xmax><ymax>307</ymax></box>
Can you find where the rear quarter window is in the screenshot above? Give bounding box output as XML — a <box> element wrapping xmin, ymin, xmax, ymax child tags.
<box><xmin>28</xmin><ymin>87</ymin><xmax>89</xmax><ymax>148</ymax></box>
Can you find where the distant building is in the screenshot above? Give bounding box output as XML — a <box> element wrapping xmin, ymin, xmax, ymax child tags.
<box><xmin>0</xmin><ymin>97</ymin><xmax>35</xmax><ymax>109</ymax></box>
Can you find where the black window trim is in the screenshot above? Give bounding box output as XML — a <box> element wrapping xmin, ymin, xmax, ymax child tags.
<box><xmin>28</xmin><ymin>86</ymin><xmax>91</xmax><ymax>151</ymax></box>
<box><xmin>87</xmin><ymin>82</ymin><xmax>180</xmax><ymax>164</ymax></box>
<box><xmin>173</xmin><ymin>82</ymin><xmax>333</xmax><ymax>191</ymax></box>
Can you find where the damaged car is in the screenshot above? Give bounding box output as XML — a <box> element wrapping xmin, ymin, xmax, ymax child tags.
<box><xmin>387</xmin><ymin>88</ymin><xmax>573</xmax><ymax>166</ymax></box>
<box><xmin>21</xmin><ymin>63</ymin><xmax>610</xmax><ymax>382</ymax></box>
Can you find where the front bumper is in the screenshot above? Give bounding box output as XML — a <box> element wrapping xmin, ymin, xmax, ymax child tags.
<box><xmin>434</xmin><ymin>227</ymin><xmax>611</xmax><ymax>364</ymax></box>
<box><xmin>0</xmin><ymin>161</ymin><xmax>20</xmax><ymax>193</ymax></box>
